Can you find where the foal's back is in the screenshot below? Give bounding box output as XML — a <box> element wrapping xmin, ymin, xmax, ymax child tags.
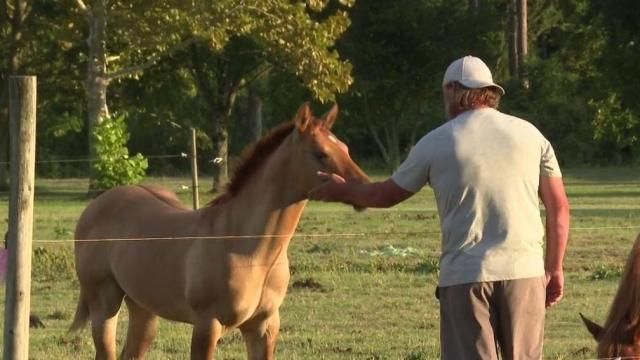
<box><xmin>74</xmin><ymin>185</ymin><xmax>210</xmax><ymax>322</ymax></box>
<box><xmin>76</xmin><ymin>185</ymin><xmax>189</xmax><ymax>236</ymax></box>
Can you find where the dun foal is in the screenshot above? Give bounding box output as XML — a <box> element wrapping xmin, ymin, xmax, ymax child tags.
<box><xmin>581</xmin><ymin>233</ymin><xmax>640</xmax><ymax>358</ymax></box>
<box><xmin>70</xmin><ymin>103</ymin><xmax>369</xmax><ymax>360</ymax></box>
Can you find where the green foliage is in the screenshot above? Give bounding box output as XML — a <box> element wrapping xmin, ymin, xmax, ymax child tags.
<box><xmin>93</xmin><ymin>113</ymin><xmax>148</xmax><ymax>190</ymax></box>
<box><xmin>588</xmin><ymin>264</ymin><xmax>623</xmax><ymax>281</ymax></box>
<box><xmin>405</xmin><ymin>352</ymin><xmax>430</xmax><ymax>360</ymax></box>
<box><xmin>185</xmin><ymin>0</ymin><xmax>354</xmax><ymax>102</ymax></box>
<box><xmin>252</xmin><ymin>1</ymin><xmax>353</xmax><ymax>102</ymax></box>
<box><xmin>115</xmin><ymin>53</ymin><xmax>201</xmax><ymax>175</ymax></box>
<box><xmin>5</xmin><ymin>0</ymin><xmax>640</xmax><ymax>177</ymax></box>
<box><xmin>336</xmin><ymin>0</ymin><xmax>507</xmax><ymax>168</ymax></box>
<box><xmin>590</xmin><ymin>94</ymin><xmax>639</xmax><ymax>149</ymax></box>
<box><xmin>32</xmin><ymin>247</ymin><xmax>75</xmax><ymax>282</ymax></box>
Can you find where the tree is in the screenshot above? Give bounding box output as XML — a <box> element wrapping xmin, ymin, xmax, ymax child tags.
<box><xmin>507</xmin><ymin>0</ymin><xmax>518</xmax><ymax>78</ymax></box>
<box><xmin>70</xmin><ymin>0</ymin><xmax>354</xmax><ymax>191</ymax></box>
<box><xmin>337</xmin><ymin>0</ymin><xmax>505</xmax><ymax>169</ymax></box>
<box><xmin>506</xmin><ymin>0</ymin><xmax>528</xmax><ymax>88</ymax></box>
<box><xmin>186</xmin><ymin>0</ymin><xmax>355</xmax><ymax>190</ymax></box>
<box><xmin>587</xmin><ymin>0</ymin><xmax>640</xmax><ymax>159</ymax></box>
<box><xmin>517</xmin><ymin>0</ymin><xmax>529</xmax><ymax>88</ymax></box>
<box><xmin>0</xmin><ymin>0</ymin><xmax>32</xmax><ymax>190</ymax></box>
<box><xmin>72</xmin><ymin>0</ymin><xmax>197</xmax><ymax>191</ymax></box>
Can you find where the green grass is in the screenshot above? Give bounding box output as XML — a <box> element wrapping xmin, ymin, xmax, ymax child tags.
<box><xmin>0</xmin><ymin>167</ymin><xmax>639</xmax><ymax>359</ymax></box>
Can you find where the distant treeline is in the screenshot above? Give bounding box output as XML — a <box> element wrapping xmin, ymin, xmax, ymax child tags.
<box><xmin>1</xmin><ymin>0</ymin><xmax>638</xmax><ymax>184</ymax></box>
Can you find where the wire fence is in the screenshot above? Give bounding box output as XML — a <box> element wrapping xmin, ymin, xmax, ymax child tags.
<box><xmin>1</xmin><ymin>172</ymin><xmax>637</xmax><ymax>360</ymax></box>
<box><xmin>2</xmin><ymin>155</ymin><xmax>639</xmax><ymax>251</ymax></box>
<box><xmin>25</xmin><ymin>225</ymin><xmax>640</xmax><ymax>245</ymax></box>
<box><xmin>0</xmin><ymin>153</ymin><xmax>193</xmax><ymax>166</ymax></box>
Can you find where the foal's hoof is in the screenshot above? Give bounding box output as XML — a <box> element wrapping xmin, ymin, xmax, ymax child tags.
<box><xmin>353</xmin><ymin>205</ymin><xmax>367</xmax><ymax>212</ymax></box>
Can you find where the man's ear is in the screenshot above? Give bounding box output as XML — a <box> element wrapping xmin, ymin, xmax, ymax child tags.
<box><xmin>322</xmin><ymin>104</ymin><xmax>338</xmax><ymax>130</ymax></box>
<box><xmin>294</xmin><ymin>102</ymin><xmax>313</xmax><ymax>132</ymax></box>
<box><xmin>580</xmin><ymin>313</ymin><xmax>604</xmax><ymax>341</ymax></box>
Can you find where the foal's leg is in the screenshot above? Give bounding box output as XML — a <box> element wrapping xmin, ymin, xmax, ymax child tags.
<box><xmin>86</xmin><ymin>281</ymin><xmax>125</xmax><ymax>360</ymax></box>
<box><xmin>240</xmin><ymin>312</ymin><xmax>281</xmax><ymax>360</ymax></box>
<box><xmin>190</xmin><ymin>317</ymin><xmax>223</xmax><ymax>360</ymax></box>
<box><xmin>121</xmin><ymin>297</ymin><xmax>159</xmax><ymax>359</ymax></box>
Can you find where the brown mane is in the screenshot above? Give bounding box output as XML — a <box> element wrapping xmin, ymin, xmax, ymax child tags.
<box><xmin>208</xmin><ymin>121</ymin><xmax>296</xmax><ymax>206</ymax></box>
<box><xmin>599</xmin><ymin>234</ymin><xmax>640</xmax><ymax>355</ymax></box>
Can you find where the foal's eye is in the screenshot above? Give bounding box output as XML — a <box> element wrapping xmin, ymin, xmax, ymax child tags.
<box><xmin>313</xmin><ymin>151</ymin><xmax>328</xmax><ymax>161</ymax></box>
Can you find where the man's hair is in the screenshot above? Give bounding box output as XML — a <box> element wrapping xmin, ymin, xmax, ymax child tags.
<box><xmin>447</xmin><ymin>82</ymin><xmax>502</xmax><ymax>112</ymax></box>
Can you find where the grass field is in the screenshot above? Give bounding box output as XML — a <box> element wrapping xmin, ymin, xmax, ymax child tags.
<box><xmin>0</xmin><ymin>166</ymin><xmax>639</xmax><ymax>359</ymax></box>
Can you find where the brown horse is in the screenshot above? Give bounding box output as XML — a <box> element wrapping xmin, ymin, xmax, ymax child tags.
<box><xmin>70</xmin><ymin>103</ymin><xmax>369</xmax><ymax>360</ymax></box>
<box><xmin>581</xmin><ymin>233</ymin><xmax>640</xmax><ymax>358</ymax></box>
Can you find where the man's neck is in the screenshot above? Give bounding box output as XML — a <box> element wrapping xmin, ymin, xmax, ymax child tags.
<box><xmin>448</xmin><ymin>105</ymin><xmax>491</xmax><ymax>120</ymax></box>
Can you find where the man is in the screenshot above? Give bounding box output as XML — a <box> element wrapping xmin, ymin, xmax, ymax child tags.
<box><xmin>309</xmin><ymin>55</ymin><xmax>570</xmax><ymax>360</ymax></box>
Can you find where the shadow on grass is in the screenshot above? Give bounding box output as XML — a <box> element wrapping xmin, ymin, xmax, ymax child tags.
<box><xmin>0</xmin><ymin>187</ymin><xmax>90</xmax><ymax>202</ymax></box>
<box><xmin>568</xmin><ymin>190</ymin><xmax>640</xmax><ymax>198</ymax></box>
<box><xmin>569</xmin><ymin>208</ymin><xmax>640</xmax><ymax>217</ymax></box>
<box><xmin>564</xmin><ymin>166</ymin><xmax>640</xmax><ymax>183</ymax></box>
<box><xmin>33</xmin><ymin>190</ymin><xmax>91</xmax><ymax>202</ymax></box>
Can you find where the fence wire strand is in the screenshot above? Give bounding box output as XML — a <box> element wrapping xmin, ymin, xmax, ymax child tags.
<box><xmin>0</xmin><ymin>153</ymin><xmax>189</xmax><ymax>166</ymax></box>
<box><xmin>26</xmin><ymin>225</ymin><xmax>640</xmax><ymax>245</ymax></box>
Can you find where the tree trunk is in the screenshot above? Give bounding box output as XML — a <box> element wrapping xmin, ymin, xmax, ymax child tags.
<box><xmin>0</xmin><ymin>0</ymin><xmax>30</xmax><ymax>190</ymax></box>
<box><xmin>0</xmin><ymin>94</ymin><xmax>9</xmax><ymax>191</ymax></box>
<box><xmin>210</xmin><ymin>84</ymin><xmax>239</xmax><ymax>191</ymax></box>
<box><xmin>363</xmin><ymin>94</ymin><xmax>403</xmax><ymax>172</ymax></box>
<box><xmin>384</xmin><ymin>119</ymin><xmax>401</xmax><ymax>170</ymax></box>
<box><xmin>363</xmin><ymin>93</ymin><xmax>390</xmax><ymax>167</ymax></box>
<box><xmin>367</xmin><ymin>122</ymin><xmax>390</xmax><ymax>167</ymax></box>
<box><xmin>247</xmin><ymin>84</ymin><xmax>263</xmax><ymax>142</ymax></box>
<box><xmin>469</xmin><ymin>0</ymin><xmax>480</xmax><ymax>15</ymax></box>
<box><xmin>210</xmin><ymin>115</ymin><xmax>229</xmax><ymax>192</ymax></box>
<box><xmin>507</xmin><ymin>0</ymin><xmax>519</xmax><ymax>79</ymax></box>
<box><xmin>517</xmin><ymin>0</ymin><xmax>529</xmax><ymax>88</ymax></box>
<box><xmin>370</xmin><ymin>120</ymin><xmax>402</xmax><ymax>172</ymax></box>
<box><xmin>85</xmin><ymin>0</ymin><xmax>110</xmax><ymax>193</ymax></box>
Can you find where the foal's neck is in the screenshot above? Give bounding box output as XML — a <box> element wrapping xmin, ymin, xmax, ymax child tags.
<box><xmin>216</xmin><ymin>142</ymin><xmax>307</xmax><ymax>263</ymax></box>
<box><xmin>226</xmin><ymin>135</ymin><xmax>308</xmax><ymax>233</ymax></box>
<box><xmin>241</xmin><ymin>142</ymin><xmax>308</xmax><ymax>233</ymax></box>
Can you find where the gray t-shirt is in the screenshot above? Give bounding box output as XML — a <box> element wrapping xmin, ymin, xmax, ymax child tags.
<box><xmin>392</xmin><ymin>108</ymin><xmax>562</xmax><ymax>287</ymax></box>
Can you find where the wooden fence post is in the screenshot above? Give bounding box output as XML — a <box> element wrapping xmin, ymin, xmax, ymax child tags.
<box><xmin>3</xmin><ymin>76</ymin><xmax>37</xmax><ymax>360</ymax></box>
<box><xmin>190</xmin><ymin>128</ymin><xmax>199</xmax><ymax>209</ymax></box>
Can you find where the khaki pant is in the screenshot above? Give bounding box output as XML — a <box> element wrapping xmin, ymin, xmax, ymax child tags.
<box><xmin>438</xmin><ymin>277</ymin><xmax>546</xmax><ymax>360</ymax></box>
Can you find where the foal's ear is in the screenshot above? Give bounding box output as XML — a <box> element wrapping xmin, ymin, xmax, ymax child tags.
<box><xmin>294</xmin><ymin>102</ymin><xmax>313</xmax><ymax>132</ymax></box>
<box><xmin>580</xmin><ymin>313</ymin><xmax>604</xmax><ymax>341</ymax></box>
<box><xmin>322</xmin><ymin>104</ymin><xmax>339</xmax><ymax>130</ymax></box>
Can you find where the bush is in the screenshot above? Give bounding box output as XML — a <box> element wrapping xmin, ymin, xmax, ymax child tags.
<box><xmin>32</xmin><ymin>247</ymin><xmax>75</xmax><ymax>281</ymax></box>
<box><xmin>588</xmin><ymin>264</ymin><xmax>622</xmax><ymax>281</ymax></box>
<box><xmin>93</xmin><ymin>113</ymin><xmax>148</xmax><ymax>190</ymax></box>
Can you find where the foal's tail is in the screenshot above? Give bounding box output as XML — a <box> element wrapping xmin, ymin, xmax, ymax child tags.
<box><xmin>69</xmin><ymin>291</ymin><xmax>90</xmax><ymax>332</ymax></box>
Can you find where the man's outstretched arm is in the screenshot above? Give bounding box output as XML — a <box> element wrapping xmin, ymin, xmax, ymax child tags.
<box><xmin>309</xmin><ymin>174</ymin><xmax>414</xmax><ymax>209</ymax></box>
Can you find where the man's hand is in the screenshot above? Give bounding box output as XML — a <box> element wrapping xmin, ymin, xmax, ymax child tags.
<box><xmin>308</xmin><ymin>171</ymin><xmax>346</xmax><ymax>202</ymax></box>
<box><xmin>545</xmin><ymin>269</ymin><xmax>564</xmax><ymax>308</ymax></box>
<box><xmin>317</xmin><ymin>171</ymin><xmax>346</xmax><ymax>184</ymax></box>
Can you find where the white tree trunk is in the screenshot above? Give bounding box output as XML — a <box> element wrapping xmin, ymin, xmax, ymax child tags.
<box><xmin>85</xmin><ymin>0</ymin><xmax>110</xmax><ymax>191</ymax></box>
<box><xmin>507</xmin><ymin>0</ymin><xmax>519</xmax><ymax>79</ymax></box>
<box><xmin>517</xmin><ymin>0</ymin><xmax>529</xmax><ymax>88</ymax></box>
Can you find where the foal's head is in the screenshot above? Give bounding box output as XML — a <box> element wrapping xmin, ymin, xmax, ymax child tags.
<box><xmin>581</xmin><ymin>233</ymin><xmax>640</xmax><ymax>358</ymax></box>
<box><xmin>581</xmin><ymin>313</ymin><xmax>640</xmax><ymax>358</ymax></box>
<box><xmin>289</xmin><ymin>102</ymin><xmax>370</xmax><ymax>197</ymax></box>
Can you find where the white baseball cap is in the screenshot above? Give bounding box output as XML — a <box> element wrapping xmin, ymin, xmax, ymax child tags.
<box><xmin>442</xmin><ymin>55</ymin><xmax>505</xmax><ymax>95</ymax></box>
